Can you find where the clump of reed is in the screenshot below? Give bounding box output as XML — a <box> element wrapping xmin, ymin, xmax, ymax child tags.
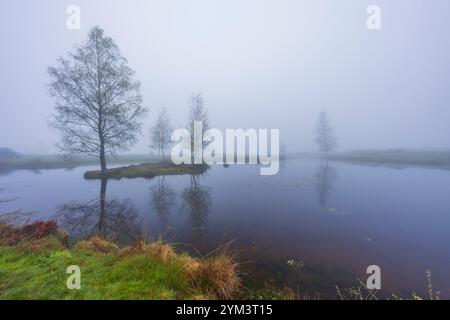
<box><xmin>119</xmin><ymin>239</ymin><xmax>177</xmax><ymax>262</ymax></box>
<box><xmin>185</xmin><ymin>244</ymin><xmax>241</xmax><ymax>300</ymax></box>
<box><xmin>76</xmin><ymin>236</ymin><xmax>119</xmax><ymax>253</ymax></box>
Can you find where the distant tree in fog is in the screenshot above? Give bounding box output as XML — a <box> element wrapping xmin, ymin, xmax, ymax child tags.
<box><xmin>187</xmin><ymin>92</ymin><xmax>209</xmax><ymax>162</ymax></box>
<box><xmin>315</xmin><ymin>111</ymin><xmax>337</xmax><ymax>158</ymax></box>
<box><xmin>188</xmin><ymin>93</ymin><xmax>209</xmax><ymax>142</ymax></box>
<box><xmin>150</xmin><ymin>107</ymin><xmax>172</xmax><ymax>160</ymax></box>
<box><xmin>48</xmin><ymin>26</ymin><xmax>147</xmax><ymax>175</ymax></box>
<box><xmin>188</xmin><ymin>92</ymin><xmax>209</xmax><ymax>126</ymax></box>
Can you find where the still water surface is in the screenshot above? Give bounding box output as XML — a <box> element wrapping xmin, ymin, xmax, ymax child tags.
<box><xmin>1</xmin><ymin>159</ymin><xmax>450</xmax><ymax>298</ymax></box>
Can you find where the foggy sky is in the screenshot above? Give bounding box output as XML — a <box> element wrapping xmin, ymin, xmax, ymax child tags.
<box><xmin>1</xmin><ymin>0</ymin><xmax>450</xmax><ymax>154</ymax></box>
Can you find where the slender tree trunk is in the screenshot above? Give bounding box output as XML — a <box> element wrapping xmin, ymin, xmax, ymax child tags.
<box><xmin>98</xmin><ymin>177</ymin><xmax>108</xmax><ymax>237</ymax></box>
<box><xmin>100</xmin><ymin>141</ymin><xmax>107</xmax><ymax>175</ymax></box>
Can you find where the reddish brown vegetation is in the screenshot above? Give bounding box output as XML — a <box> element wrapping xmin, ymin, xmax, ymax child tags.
<box><xmin>0</xmin><ymin>220</ymin><xmax>61</xmax><ymax>245</ymax></box>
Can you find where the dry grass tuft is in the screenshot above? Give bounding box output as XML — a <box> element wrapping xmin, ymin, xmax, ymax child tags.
<box><xmin>182</xmin><ymin>256</ymin><xmax>201</xmax><ymax>276</ymax></box>
<box><xmin>16</xmin><ymin>236</ymin><xmax>65</xmax><ymax>252</ymax></box>
<box><xmin>76</xmin><ymin>236</ymin><xmax>119</xmax><ymax>253</ymax></box>
<box><xmin>119</xmin><ymin>240</ymin><xmax>177</xmax><ymax>262</ymax></box>
<box><xmin>187</xmin><ymin>245</ymin><xmax>240</xmax><ymax>300</ymax></box>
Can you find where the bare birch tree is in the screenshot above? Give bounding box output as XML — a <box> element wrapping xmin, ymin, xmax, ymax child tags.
<box><xmin>188</xmin><ymin>92</ymin><xmax>209</xmax><ymax>139</ymax></box>
<box><xmin>187</xmin><ymin>92</ymin><xmax>210</xmax><ymax>163</ymax></box>
<box><xmin>48</xmin><ymin>26</ymin><xmax>147</xmax><ymax>175</ymax></box>
<box><xmin>150</xmin><ymin>107</ymin><xmax>172</xmax><ymax>160</ymax></box>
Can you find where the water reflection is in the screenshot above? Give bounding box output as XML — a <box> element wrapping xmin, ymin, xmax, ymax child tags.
<box><xmin>315</xmin><ymin>161</ymin><xmax>337</xmax><ymax>208</ymax></box>
<box><xmin>2</xmin><ymin>160</ymin><xmax>450</xmax><ymax>297</ymax></box>
<box><xmin>150</xmin><ymin>176</ymin><xmax>175</xmax><ymax>227</ymax></box>
<box><xmin>58</xmin><ymin>177</ymin><xmax>142</xmax><ymax>244</ymax></box>
<box><xmin>0</xmin><ymin>168</ymin><xmax>13</xmax><ymax>177</ymax></box>
<box><xmin>181</xmin><ymin>174</ymin><xmax>212</xmax><ymax>238</ymax></box>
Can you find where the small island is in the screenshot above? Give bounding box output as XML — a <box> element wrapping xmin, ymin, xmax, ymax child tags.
<box><xmin>84</xmin><ymin>161</ymin><xmax>208</xmax><ymax>180</ymax></box>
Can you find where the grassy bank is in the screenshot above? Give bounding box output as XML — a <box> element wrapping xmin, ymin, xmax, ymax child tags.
<box><xmin>329</xmin><ymin>150</ymin><xmax>450</xmax><ymax>168</ymax></box>
<box><xmin>0</xmin><ymin>220</ymin><xmax>442</xmax><ymax>300</ymax></box>
<box><xmin>0</xmin><ymin>221</ymin><xmax>239</xmax><ymax>300</ymax></box>
<box><xmin>0</xmin><ymin>154</ymin><xmax>156</xmax><ymax>171</ymax></box>
<box><xmin>84</xmin><ymin>162</ymin><xmax>208</xmax><ymax>179</ymax></box>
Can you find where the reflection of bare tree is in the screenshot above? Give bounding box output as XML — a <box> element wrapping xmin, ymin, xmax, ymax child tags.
<box><xmin>57</xmin><ymin>178</ymin><xmax>141</xmax><ymax>244</ymax></box>
<box><xmin>0</xmin><ymin>189</ymin><xmax>31</xmax><ymax>223</ymax></box>
<box><xmin>315</xmin><ymin>161</ymin><xmax>337</xmax><ymax>207</ymax></box>
<box><xmin>0</xmin><ymin>188</ymin><xmax>17</xmax><ymax>205</ymax></box>
<box><xmin>181</xmin><ymin>174</ymin><xmax>211</xmax><ymax>237</ymax></box>
<box><xmin>150</xmin><ymin>176</ymin><xmax>175</xmax><ymax>226</ymax></box>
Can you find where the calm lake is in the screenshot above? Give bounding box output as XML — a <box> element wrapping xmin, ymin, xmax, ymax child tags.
<box><xmin>1</xmin><ymin>159</ymin><xmax>450</xmax><ymax>298</ymax></box>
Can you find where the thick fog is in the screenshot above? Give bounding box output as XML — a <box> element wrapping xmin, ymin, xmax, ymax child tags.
<box><xmin>1</xmin><ymin>0</ymin><xmax>449</xmax><ymax>154</ymax></box>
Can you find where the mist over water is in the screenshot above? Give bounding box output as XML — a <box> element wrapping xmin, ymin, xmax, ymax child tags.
<box><xmin>1</xmin><ymin>0</ymin><xmax>450</xmax><ymax>154</ymax></box>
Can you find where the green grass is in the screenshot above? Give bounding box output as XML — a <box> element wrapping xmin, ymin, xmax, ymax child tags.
<box><xmin>0</xmin><ymin>237</ymin><xmax>211</xmax><ymax>300</ymax></box>
<box><xmin>84</xmin><ymin>162</ymin><xmax>208</xmax><ymax>180</ymax></box>
<box><xmin>0</xmin><ymin>154</ymin><xmax>158</xmax><ymax>172</ymax></box>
